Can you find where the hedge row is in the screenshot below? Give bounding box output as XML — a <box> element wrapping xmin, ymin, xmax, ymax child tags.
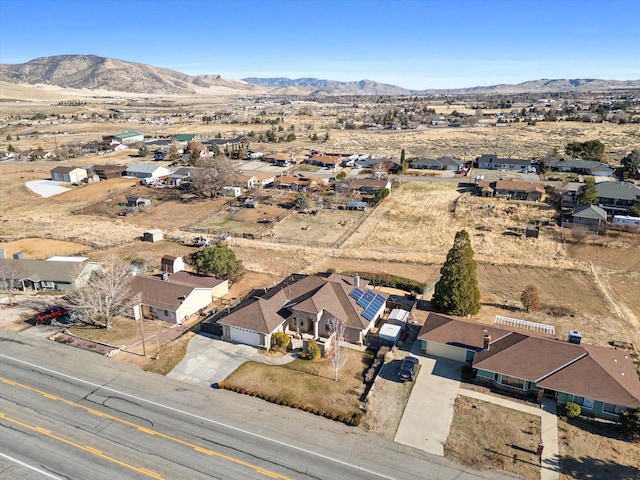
<box><xmin>217</xmin><ymin>382</ymin><xmax>364</xmax><ymax>426</ymax></box>
<box><xmin>344</xmin><ymin>271</ymin><xmax>427</xmax><ymax>294</ymax></box>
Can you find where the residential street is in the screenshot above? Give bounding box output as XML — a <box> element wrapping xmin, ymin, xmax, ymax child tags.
<box><xmin>0</xmin><ymin>330</ymin><xmax>507</xmax><ymax>480</ymax></box>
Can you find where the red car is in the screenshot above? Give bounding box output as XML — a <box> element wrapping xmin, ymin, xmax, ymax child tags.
<box><xmin>34</xmin><ymin>306</ymin><xmax>69</xmax><ymax>325</ymax></box>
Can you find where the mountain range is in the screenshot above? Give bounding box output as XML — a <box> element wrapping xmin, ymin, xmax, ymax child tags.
<box><xmin>1</xmin><ymin>55</ymin><xmax>639</xmax><ymax>96</ymax></box>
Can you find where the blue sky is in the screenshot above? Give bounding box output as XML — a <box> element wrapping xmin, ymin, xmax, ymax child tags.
<box><xmin>1</xmin><ymin>0</ymin><xmax>638</xmax><ymax>89</ymax></box>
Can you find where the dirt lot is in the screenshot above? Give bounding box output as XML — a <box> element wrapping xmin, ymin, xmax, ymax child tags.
<box><xmin>445</xmin><ymin>396</ymin><xmax>542</xmax><ymax>480</ymax></box>
<box><xmin>0</xmin><ymin>238</ymin><xmax>89</xmax><ymax>259</ymax></box>
<box><xmin>558</xmin><ymin>417</ymin><xmax>640</xmax><ymax>480</ymax></box>
<box><xmin>193</xmin><ymin>203</ymin><xmax>288</xmax><ymax>234</ymax></box>
<box><xmin>271</xmin><ymin>208</ymin><xmax>367</xmax><ymax>246</ymax></box>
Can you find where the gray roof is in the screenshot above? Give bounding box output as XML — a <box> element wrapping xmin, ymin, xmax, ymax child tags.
<box><xmin>0</xmin><ymin>258</ymin><xmax>94</xmax><ymax>283</ymax></box>
<box><xmin>125</xmin><ymin>163</ymin><xmax>169</xmax><ymax>175</ymax></box>
<box><xmin>595</xmin><ymin>181</ymin><xmax>640</xmax><ymax>201</ymax></box>
<box><xmin>410</xmin><ymin>156</ymin><xmax>462</xmax><ymax>168</ymax></box>
<box><xmin>572</xmin><ymin>204</ymin><xmax>607</xmax><ymax>221</ymax></box>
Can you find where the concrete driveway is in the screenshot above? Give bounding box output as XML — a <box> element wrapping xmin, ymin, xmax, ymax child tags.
<box><xmin>168</xmin><ymin>334</ymin><xmax>294</xmax><ymax>388</ymax></box>
<box><xmin>394</xmin><ymin>342</ymin><xmax>462</xmax><ymax>456</ymax></box>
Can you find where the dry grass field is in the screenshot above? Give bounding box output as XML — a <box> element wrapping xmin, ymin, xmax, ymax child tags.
<box><xmin>445</xmin><ymin>396</ymin><xmax>542</xmax><ymax>480</ymax></box>
<box><xmin>344</xmin><ymin>182</ymin><xmax>568</xmax><ymax>267</ymax></box>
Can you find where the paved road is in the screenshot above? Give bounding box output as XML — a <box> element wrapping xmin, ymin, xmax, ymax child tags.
<box><xmin>0</xmin><ymin>331</ymin><xmax>495</xmax><ymax>480</ymax></box>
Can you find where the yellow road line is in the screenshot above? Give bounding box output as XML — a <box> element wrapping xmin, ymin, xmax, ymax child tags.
<box><xmin>1</xmin><ymin>377</ymin><xmax>291</xmax><ymax>479</ymax></box>
<box><xmin>0</xmin><ymin>413</ymin><xmax>163</xmax><ymax>479</ymax></box>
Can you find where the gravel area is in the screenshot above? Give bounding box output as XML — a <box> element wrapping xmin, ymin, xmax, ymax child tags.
<box><xmin>25</xmin><ymin>179</ymin><xmax>70</xmax><ymax>198</ymax></box>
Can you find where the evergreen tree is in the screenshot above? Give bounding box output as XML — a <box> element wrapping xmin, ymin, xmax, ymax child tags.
<box><xmin>432</xmin><ymin>230</ymin><xmax>481</xmax><ymax>315</ymax></box>
<box><xmin>621</xmin><ymin>149</ymin><xmax>640</xmax><ymax>179</ymax></box>
<box><xmin>578</xmin><ymin>177</ymin><xmax>599</xmax><ymax>205</ymax></box>
<box><xmin>187</xmin><ymin>245</ymin><xmax>244</xmax><ymax>282</ymax></box>
<box><xmin>400</xmin><ymin>148</ymin><xmax>408</xmax><ymax>174</ymax></box>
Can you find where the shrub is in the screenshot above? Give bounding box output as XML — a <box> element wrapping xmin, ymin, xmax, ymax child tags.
<box><xmin>619</xmin><ymin>409</ymin><xmax>640</xmax><ymax>441</ymax></box>
<box><xmin>565</xmin><ymin>402</ymin><xmax>581</xmax><ymax>419</ymax></box>
<box><xmin>305</xmin><ymin>340</ymin><xmax>321</xmax><ymax>360</ymax></box>
<box><xmin>272</xmin><ymin>331</ymin><xmax>291</xmax><ymax>350</ymax></box>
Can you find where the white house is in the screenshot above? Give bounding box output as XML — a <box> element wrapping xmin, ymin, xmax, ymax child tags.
<box><xmin>124</xmin><ymin>163</ymin><xmax>171</xmax><ymax>179</ymax></box>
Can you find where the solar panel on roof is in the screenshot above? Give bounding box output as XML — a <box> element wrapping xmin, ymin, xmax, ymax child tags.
<box><xmin>362</xmin><ymin>294</ymin><xmax>385</xmax><ymax>321</ymax></box>
<box><xmin>349</xmin><ymin>288</ymin><xmax>365</xmax><ymax>302</ymax></box>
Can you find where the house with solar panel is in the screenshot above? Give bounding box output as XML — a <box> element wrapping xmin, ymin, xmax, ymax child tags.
<box><xmin>217</xmin><ymin>272</ymin><xmax>386</xmax><ymax>350</ymax></box>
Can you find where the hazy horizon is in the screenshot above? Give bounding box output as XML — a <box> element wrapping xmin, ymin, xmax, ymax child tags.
<box><xmin>1</xmin><ymin>0</ymin><xmax>639</xmax><ymax>90</ymax></box>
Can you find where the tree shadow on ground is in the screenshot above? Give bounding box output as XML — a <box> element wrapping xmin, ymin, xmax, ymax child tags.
<box><xmin>561</xmin><ymin>455</ymin><xmax>640</xmax><ymax>480</ymax></box>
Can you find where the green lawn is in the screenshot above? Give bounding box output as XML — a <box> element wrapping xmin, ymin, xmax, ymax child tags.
<box><xmin>223</xmin><ymin>349</ymin><xmax>374</xmax><ymax>418</ymax></box>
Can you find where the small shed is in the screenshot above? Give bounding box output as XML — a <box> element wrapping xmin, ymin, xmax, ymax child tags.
<box><xmin>525</xmin><ymin>225</ymin><xmax>540</xmax><ymax>238</ymax></box>
<box><xmin>387</xmin><ymin>308</ymin><xmax>410</xmax><ymax>327</ymax></box>
<box><xmin>126</xmin><ymin>196</ymin><xmax>151</xmax><ymax>208</ymax></box>
<box><xmin>161</xmin><ymin>255</ymin><xmax>185</xmax><ymax>274</ymax></box>
<box><xmin>143</xmin><ymin>229</ymin><xmax>163</xmax><ymax>242</ymax></box>
<box><xmin>223</xmin><ymin>186</ymin><xmax>241</xmax><ymax>197</ymax></box>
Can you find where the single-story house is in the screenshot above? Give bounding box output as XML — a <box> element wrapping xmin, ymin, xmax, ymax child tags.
<box><xmin>417</xmin><ymin>314</ymin><xmax>640</xmax><ymax>420</ymax></box>
<box><xmin>474</xmin><ymin>333</ymin><xmax>640</xmax><ymax>420</ymax></box>
<box><xmin>217</xmin><ymin>273</ymin><xmax>386</xmax><ymax>350</ymax></box>
<box><xmin>276</xmin><ymin>176</ymin><xmax>310</xmax><ymax>192</ymax></box>
<box><xmin>203</xmin><ymin>135</ymin><xmax>247</xmax><ymax>153</ymax></box>
<box><xmin>171</xmin><ymin>134</ymin><xmax>199</xmax><ymax>145</ymax></box>
<box><xmin>51</xmin><ymin>166</ymin><xmax>88</xmax><ymax>184</ymax></box>
<box><xmin>112</xmin><ymin>130</ymin><xmax>144</xmax><ymax>145</ymax></box>
<box><xmin>255</xmin><ymin>172</ymin><xmax>276</xmax><ymax>188</ymax></box>
<box><xmin>477</xmin><ymin>180</ymin><xmax>544</xmax><ymax>201</ymax></box>
<box><xmin>0</xmin><ymin>257</ymin><xmax>102</xmax><ymax>292</ymax></box>
<box><xmin>572</xmin><ymin>205</ymin><xmax>607</xmax><ymax>231</ymax></box>
<box><xmin>129</xmin><ymin>275</ymin><xmax>213</xmax><ymax>324</ymax></box>
<box><xmin>124</xmin><ymin>163</ymin><xmax>171</xmax><ymax>179</ymax></box>
<box><xmin>168</xmin><ymin>167</ymin><xmax>193</xmax><ymax>186</ymax></box>
<box><xmin>305</xmin><ymin>154</ymin><xmax>343</xmax><ymax>169</ymax></box>
<box><xmin>410</xmin><ymin>156</ymin><xmax>462</xmax><ymax>171</ymax></box>
<box><xmin>90</xmin><ymin>164</ymin><xmax>126</xmax><ymax>180</ymax></box>
<box><xmin>237</xmin><ymin>174</ymin><xmax>257</xmax><ymax>189</ymax></box>
<box><xmin>29</xmin><ymin>150</ymin><xmax>56</xmax><ymax>160</ymax></box>
<box><xmin>477</xmin><ymin>154</ymin><xmax>532</xmax><ymax>171</ymax></box>
<box><xmin>547</xmin><ymin>159</ymin><xmax>615</xmax><ymax>177</ymax></box>
<box><xmin>346</xmin><ymin>201</ymin><xmax>367</xmax><ymax>210</ymax></box>
<box><xmin>592</xmin><ymin>181</ymin><xmax>640</xmax><ymax>213</ymax></box>
<box><xmin>265</xmin><ymin>152</ymin><xmax>295</xmax><ymax>166</ymax></box>
<box><xmin>348</xmin><ymin>178</ymin><xmax>392</xmax><ymax>194</ymax></box>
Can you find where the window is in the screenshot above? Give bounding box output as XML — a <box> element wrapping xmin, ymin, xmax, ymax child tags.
<box><xmin>500</xmin><ymin>375</ymin><xmax>525</xmax><ymax>389</ymax></box>
<box><xmin>573</xmin><ymin>395</ymin><xmax>594</xmax><ymax>410</ymax></box>
<box><xmin>603</xmin><ymin>403</ymin><xmax>622</xmax><ymax>414</ymax></box>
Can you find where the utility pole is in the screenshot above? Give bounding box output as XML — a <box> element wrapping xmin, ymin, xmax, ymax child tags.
<box><xmin>139</xmin><ymin>318</ymin><xmax>147</xmax><ymax>357</ymax></box>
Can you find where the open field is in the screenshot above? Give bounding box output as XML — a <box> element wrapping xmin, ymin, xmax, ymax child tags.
<box><xmin>344</xmin><ymin>182</ymin><xmax>568</xmax><ymax>267</ymax></box>
<box><xmin>445</xmin><ymin>395</ymin><xmax>541</xmax><ymax>480</ymax></box>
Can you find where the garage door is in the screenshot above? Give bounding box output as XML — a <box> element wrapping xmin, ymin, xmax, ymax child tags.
<box><xmin>230</xmin><ymin>326</ymin><xmax>262</xmax><ymax>347</ymax></box>
<box><xmin>426</xmin><ymin>341</ymin><xmax>468</xmax><ymax>362</ymax></box>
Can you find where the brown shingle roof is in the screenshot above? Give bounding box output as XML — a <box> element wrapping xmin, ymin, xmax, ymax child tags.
<box><xmin>131</xmin><ymin>276</ymin><xmax>195</xmax><ymax>311</ymax></box>
<box><xmin>417</xmin><ymin>313</ymin><xmax>511</xmax><ymax>350</ymax></box>
<box><xmin>218</xmin><ymin>273</ymin><xmax>379</xmax><ymax>334</ymax></box>
<box><xmin>167</xmin><ymin>271</ymin><xmax>225</xmax><ymax>289</ymax></box>
<box><xmin>538</xmin><ymin>344</ymin><xmax>640</xmax><ymax>408</ymax></box>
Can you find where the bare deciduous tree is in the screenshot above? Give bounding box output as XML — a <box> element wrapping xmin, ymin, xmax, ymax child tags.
<box><xmin>327</xmin><ymin>316</ymin><xmax>349</xmax><ymax>382</ymax></box>
<box><xmin>0</xmin><ymin>260</ymin><xmax>25</xmax><ymax>306</ymax></box>
<box><xmin>190</xmin><ymin>157</ymin><xmax>236</xmax><ymax>198</ymax></box>
<box><xmin>67</xmin><ymin>255</ymin><xmax>134</xmax><ymax>329</ymax></box>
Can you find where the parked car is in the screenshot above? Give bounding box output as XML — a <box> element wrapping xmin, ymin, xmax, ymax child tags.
<box><xmin>398</xmin><ymin>356</ymin><xmax>419</xmax><ymax>381</ymax></box>
<box><xmin>34</xmin><ymin>306</ymin><xmax>69</xmax><ymax>325</ymax></box>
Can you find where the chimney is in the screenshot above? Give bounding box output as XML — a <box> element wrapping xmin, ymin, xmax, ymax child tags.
<box><xmin>483</xmin><ymin>330</ymin><xmax>491</xmax><ymax>350</ymax></box>
<box><xmin>354</xmin><ymin>273</ymin><xmax>360</xmax><ymax>288</ymax></box>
